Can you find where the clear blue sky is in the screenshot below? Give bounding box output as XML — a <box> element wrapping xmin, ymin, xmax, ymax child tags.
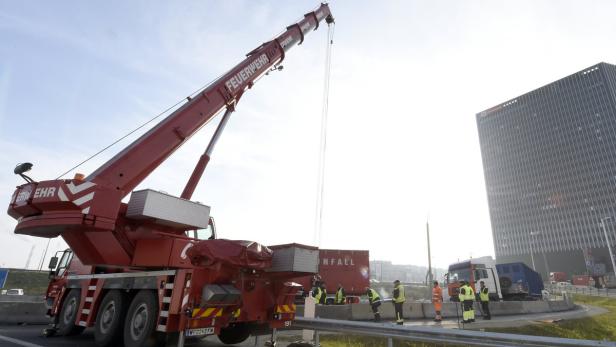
<box><xmin>2</xmin><ymin>1</ymin><xmax>616</xmax><ymax>270</ymax></box>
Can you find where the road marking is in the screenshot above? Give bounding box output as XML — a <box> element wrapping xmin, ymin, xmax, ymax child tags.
<box><xmin>0</xmin><ymin>334</ymin><xmax>45</xmax><ymax>347</ymax></box>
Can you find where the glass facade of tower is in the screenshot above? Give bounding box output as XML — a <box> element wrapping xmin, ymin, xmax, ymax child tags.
<box><xmin>477</xmin><ymin>62</ymin><xmax>616</xmax><ymax>279</ymax></box>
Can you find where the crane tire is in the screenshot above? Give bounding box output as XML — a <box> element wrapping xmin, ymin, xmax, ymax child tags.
<box><xmin>123</xmin><ymin>290</ymin><xmax>163</xmax><ymax>347</ymax></box>
<box><xmin>57</xmin><ymin>289</ymin><xmax>85</xmax><ymax>336</ymax></box>
<box><xmin>94</xmin><ymin>290</ymin><xmax>128</xmax><ymax>347</ymax></box>
<box><xmin>218</xmin><ymin>323</ymin><xmax>251</xmax><ymax>344</ymax></box>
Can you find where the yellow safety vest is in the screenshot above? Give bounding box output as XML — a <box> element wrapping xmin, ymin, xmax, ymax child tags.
<box><xmin>335</xmin><ymin>288</ymin><xmax>345</xmax><ymax>304</ymax></box>
<box><xmin>313</xmin><ymin>287</ymin><xmax>323</xmax><ymax>302</ymax></box>
<box><xmin>479</xmin><ymin>287</ymin><xmax>489</xmax><ymax>302</ymax></box>
<box><xmin>394</xmin><ymin>284</ymin><xmax>406</xmax><ymax>303</ymax></box>
<box><xmin>459</xmin><ymin>285</ymin><xmax>467</xmax><ymax>300</ymax></box>
<box><xmin>367</xmin><ymin>288</ymin><xmax>381</xmax><ymax>303</ymax></box>
<box><xmin>460</xmin><ymin>284</ymin><xmax>474</xmax><ymax>301</ymax></box>
<box><xmin>467</xmin><ymin>285</ymin><xmax>475</xmax><ymax>301</ymax></box>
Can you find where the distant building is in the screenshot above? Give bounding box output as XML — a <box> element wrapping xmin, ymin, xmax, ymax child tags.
<box><xmin>370</xmin><ymin>260</ymin><xmax>444</xmax><ymax>284</ymax></box>
<box><xmin>476</xmin><ymin>62</ymin><xmax>616</xmax><ymax>279</ymax></box>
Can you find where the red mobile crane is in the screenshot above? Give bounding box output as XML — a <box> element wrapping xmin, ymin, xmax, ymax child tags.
<box><xmin>8</xmin><ymin>4</ymin><xmax>334</xmax><ymax>347</ymax></box>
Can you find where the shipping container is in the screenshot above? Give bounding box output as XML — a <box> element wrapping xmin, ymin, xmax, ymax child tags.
<box><xmin>294</xmin><ymin>249</ymin><xmax>370</xmax><ymax>303</ymax></box>
<box><xmin>572</xmin><ymin>274</ymin><xmax>591</xmax><ymax>286</ymax></box>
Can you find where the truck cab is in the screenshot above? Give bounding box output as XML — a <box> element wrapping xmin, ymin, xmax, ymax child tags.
<box><xmin>446</xmin><ymin>256</ymin><xmax>502</xmax><ymax>301</ymax></box>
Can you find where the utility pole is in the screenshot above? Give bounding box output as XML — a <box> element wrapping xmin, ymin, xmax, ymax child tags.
<box><xmin>425</xmin><ymin>220</ymin><xmax>433</xmax><ymax>285</ymax></box>
<box><xmin>37</xmin><ymin>238</ymin><xmax>52</xmax><ymax>271</ymax></box>
<box><xmin>24</xmin><ymin>245</ymin><xmax>35</xmax><ymax>269</ymax></box>
<box><xmin>529</xmin><ymin>238</ymin><xmax>536</xmax><ymax>271</ymax></box>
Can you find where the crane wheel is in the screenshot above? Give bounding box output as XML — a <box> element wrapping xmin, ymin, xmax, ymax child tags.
<box><xmin>57</xmin><ymin>289</ymin><xmax>85</xmax><ymax>336</ymax></box>
<box><xmin>217</xmin><ymin>323</ymin><xmax>251</xmax><ymax>344</ymax></box>
<box><xmin>123</xmin><ymin>290</ymin><xmax>162</xmax><ymax>347</ymax></box>
<box><xmin>94</xmin><ymin>290</ymin><xmax>128</xmax><ymax>347</ymax></box>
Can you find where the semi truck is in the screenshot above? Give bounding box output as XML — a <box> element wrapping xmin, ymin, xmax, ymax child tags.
<box><xmin>7</xmin><ymin>4</ymin><xmax>334</xmax><ymax>347</ymax></box>
<box><xmin>292</xmin><ymin>249</ymin><xmax>370</xmax><ymax>304</ymax></box>
<box><xmin>446</xmin><ymin>257</ymin><xmax>544</xmax><ymax>301</ymax></box>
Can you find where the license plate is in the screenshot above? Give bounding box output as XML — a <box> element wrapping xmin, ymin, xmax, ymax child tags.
<box><xmin>185</xmin><ymin>327</ymin><xmax>215</xmax><ymax>337</ymax></box>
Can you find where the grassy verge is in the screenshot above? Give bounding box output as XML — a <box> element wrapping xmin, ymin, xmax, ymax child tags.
<box><xmin>486</xmin><ymin>294</ymin><xmax>616</xmax><ymax>341</ymax></box>
<box><xmin>315</xmin><ymin>335</ymin><xmax>464</xmax><ymax>347</ymax></box>
<box><xmin>3</xmin><ymin>269</ymin><xmax>49</xmax><ymax>295</ymax></box>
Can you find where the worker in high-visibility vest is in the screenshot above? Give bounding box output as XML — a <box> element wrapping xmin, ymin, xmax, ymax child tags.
<box><xmin>311</xmin><ymin>281</ymin><xmax>327</xmax><ymax>304</ymax></box>
<box><xmin>459</xmin><ymin>280</ymin><xmax>475</xmax><ymax>323</ymax></box>
<box><xmin>392</xmin><ymin>280</ymin><xmax>405</xmax><ymax>325</ymax></box>
<box><xmin>479</xmin><ymin>280</ymin><xmax>491</xmax><ymax>320</ymax></box>
<box><xmin>365</xmin><ymin>286</ymin><xmax>382</xmax><ymax>322</ymax></box>
<box><xmin>335</xmin><ymin>283</ymin><xmax>346</xmax><ymax>305</ymax></box>
<box><xmin>319</xmin><ymin>281</ymin><xmax>327</xmax><ymax>304</ymax></box>
<box><xmin>431</xmin><ymin>280</ymin><xmax>443</xmax><ymax>322</ymax></box>
<box><xmin>459</xmin><ymin>280</ymin><xmax>469</xmax><ymax>323</ymax></box>
<box><xmin>467</xmin><ymin>282</ymin><xmax>475</xmax><ymax>322</ymax></box>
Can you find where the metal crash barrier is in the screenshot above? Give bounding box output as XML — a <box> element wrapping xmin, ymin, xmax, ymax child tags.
<box><xmin>292</xmin><ymin>317</ymin><xmax>616</xmax><ymax>347</ymax></box>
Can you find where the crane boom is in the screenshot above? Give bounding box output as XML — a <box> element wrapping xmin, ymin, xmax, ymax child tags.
<box><xmin>89</xmin><ymin>4</ymin><xmax>334</xmax><ymax>196</ymax></box>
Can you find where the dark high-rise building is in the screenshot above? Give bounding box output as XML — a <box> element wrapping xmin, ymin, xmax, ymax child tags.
<box><xmin>476</xmin><ymin>62</ymin><xmax>616</xmax><ymax>280</ymax></box>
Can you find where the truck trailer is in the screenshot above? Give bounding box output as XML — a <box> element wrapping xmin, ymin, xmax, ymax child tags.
<box><xmin>293</xmin><ymin>249</ymin><xmax>370</xmax><ymax>304</ymax></box>
<box><xmin>496</xmin><ymin>262</ymin><xmax>544</xmax><ymax>300</ymax></box>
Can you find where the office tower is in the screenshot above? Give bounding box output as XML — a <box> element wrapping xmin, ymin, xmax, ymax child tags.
<box><xmin>477</xmin><ymin>63</ymin><xmax>616</xmax><ymax>279</ymax></box>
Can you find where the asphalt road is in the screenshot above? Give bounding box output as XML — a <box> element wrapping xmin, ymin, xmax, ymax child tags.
<box><xmin>0</xmin><ymin>304</ymin><xmax>606</xmax><ymax>347</ymax></box>
<box><xmin>0</xmin><ymin>325</ymin><xmax>290</xmax><ymax>347</ymax></box>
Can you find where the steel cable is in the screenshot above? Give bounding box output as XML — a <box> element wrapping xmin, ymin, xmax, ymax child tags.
<box><xmin>55</xmin><ymin>73</ymin><xmax>228</xmax><ymax>179</ymax></box>
<box><xmin>314</xmin><ymin>22</ymin><xmax>335</xmax><ymax>245</ymax></box>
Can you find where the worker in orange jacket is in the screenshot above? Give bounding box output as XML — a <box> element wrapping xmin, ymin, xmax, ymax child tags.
<box><xmin>431</xmin><ymin>280</ymin><xmax>443</xmax><ymax>322</ymax></box>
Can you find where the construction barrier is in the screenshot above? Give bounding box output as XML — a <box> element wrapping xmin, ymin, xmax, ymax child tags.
<box><xmin>301</xmin><ymin>296</ymin><xmax>575</xmax><ymax>321</ymax></box>
<box><xmin>0</xmin><ymin>295</ymin><xmax>45</xmax><ymax>303</ymax></box>
<box><xmin>0</xmin><ymin>302</ymin><xmax>48</xmax><ymax>324</ymax></box>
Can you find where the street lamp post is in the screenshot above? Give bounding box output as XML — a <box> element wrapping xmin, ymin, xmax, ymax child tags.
<box><xmin>600</xmin><ymin>217</ymin><xmax>616</xmax><ymax>277</ymax></box>
<box><xmin>531</xmin><ymin>231</ymin><xmax>549</xmax><ymax>277</ymax></box>
<box><xmin>528</xmin><ymin>238</ymin><xmax>536</xmax><ymax>271</ymax></box>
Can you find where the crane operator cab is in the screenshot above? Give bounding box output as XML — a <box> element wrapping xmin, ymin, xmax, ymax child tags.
<box><xmin>190</xmin><ymin>216</ymin><xmax>217</xmax><ymax>240</ymax></box>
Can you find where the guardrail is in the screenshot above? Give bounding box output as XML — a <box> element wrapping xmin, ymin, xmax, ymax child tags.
<box><xmin>292</xmin><ymin>317</ymin><xmax>616</xmax><ymax>347</ymax></box>
<box><xmin>547</xmin><ymin>284</ymin><xmax>616</xmax><ymax>298</ymax></box>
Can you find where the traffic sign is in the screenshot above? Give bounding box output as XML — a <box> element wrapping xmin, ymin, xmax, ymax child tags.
<box><xmin>0</xmin><ymin>269</ymin><xmax>9</xmax><ymax>288</ymax></box>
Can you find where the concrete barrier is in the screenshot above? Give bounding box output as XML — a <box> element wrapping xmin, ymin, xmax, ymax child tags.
<box><xmin>0</xmin><ymin>302</ymin><xmax>49</xmax><ymax>324</ymax></box>
<box><xmin>315</xmin><ymin>304</ymin><xmax>351</xmax><ymax>320</ymax></box>
<box><xmin>299</xmin><ymin>298</ymin><xmax>575</xmax><ymax>321</ymax></box>
<box><xmin>0</xmin><ymin>295</ymin><xmax>45</xmax><ymax>303</ymax></box>
<box><xmin>347</xmin><ymin>301</ymin><xmax>424</xmax><ymax>320</ymax></box>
